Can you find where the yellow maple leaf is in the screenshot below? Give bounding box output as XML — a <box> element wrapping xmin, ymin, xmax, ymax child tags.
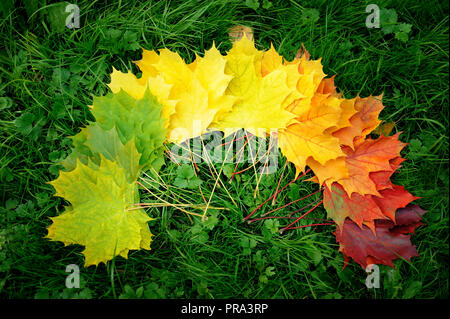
<box><xmin>261</xmin><ymin>43</ymin><xmax>283</xmax><ymax>76</ymax></box>
<box><xmin>211</xmin><ymin>37</ymin><xmax>297</xmax><ymax>137</ymax></box>
<box><xmin>111</xmin><ymin>44</ymin><xmax>236</xmax><ymax>143</ymax></box>
<box><xmin>160</xmin><ymin>44</ymin><xmax>236</xmax><ymax>143</ymax></box>
<box><xmin>260</xmin><ymin>44</ymin><xmax>304</xmax><ymax>109</ymax></box>
<box><xmin>135</xmin><ymin>49</ymin><xmax>160</xmax><ymax>79</ymax></box>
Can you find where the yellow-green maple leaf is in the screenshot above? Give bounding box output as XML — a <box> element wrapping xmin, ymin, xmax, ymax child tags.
<box><xmin>90</xmin><ymin>89</ymin><xmax>167</xmax><ymax>174</ymax></box>
<box><xmin>61</xmin><ymin>123</ymin><xmax>142</xmax><ymax>183</ymax></box>
<box><xmin>107</xmin><ymin>68</ymin><xmax>178</xmax><ymax>126</ymax></box>
<box><xmin>47</xmin><ymin>155</ymin><xmax>152</xmax><ymax>266</ymax></box>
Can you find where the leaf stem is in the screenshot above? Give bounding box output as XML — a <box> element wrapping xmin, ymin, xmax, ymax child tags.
<box><xmin>280</xmin><ymin>199</ymin><xmax>324</xmax><ymax>233</ymax></box>
<box><xmin>281</xmin><ymin>222</ymin><xmax>334</xmax><ymax>231</ymax></box>
<box><xmin>243</xmin><ymin>168</ymin><xmax>311</xmax><ymax>221</ymax></box>
<box><xmin>262</xmin><ymin>189</ymin><xmax>321</xmax><ymax>217</ymax></box>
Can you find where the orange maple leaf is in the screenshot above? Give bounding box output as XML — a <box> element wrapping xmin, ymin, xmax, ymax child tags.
<box><xmin>324</xmin><ymin>148</ymin><xmax>417</xmax><ymax>232</ymax></box>
<box><xmin>278</xmin><ymin>93</ymin><xmax>346</xmax><ymax>175</ymax></box>
<box><xmin>338</xmin><ymin>133</ymin><xmax>407</xmax><ymax>197</ymax></box>
<box><xmin>332</xmin><ymin>95</ymin><xmax>384</xmax><ymax>149</ymax></box>
<box><xmin>316</xmin><ymin>75</ymin><xmax>340</xmax><ymax>97</ymax></box>
<box><xmin>309</xmin><ymin>134</ymin><xmax>406</xmax><ymax>196</ymax></box>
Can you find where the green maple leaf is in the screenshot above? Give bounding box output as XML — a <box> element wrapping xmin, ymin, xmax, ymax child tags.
<box><xmin>62</xmin><ymin>123</ymin><xmax>142</xmax><ymax>182</ymax></box>
<box><xmin>90</xmin><ymin>89</ymin><xmax>167</xmax><ymax>174</ymax></box>
<box><xmin>47</xmin><ymin>155</ymin><xmax>153</xmax><ymax>266</ymax></box>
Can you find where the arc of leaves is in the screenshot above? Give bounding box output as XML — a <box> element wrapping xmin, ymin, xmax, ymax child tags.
<box><xmin>47</xmin><ymin>35</ymin><xmax>424</xmax><ymax>269</ymax></box>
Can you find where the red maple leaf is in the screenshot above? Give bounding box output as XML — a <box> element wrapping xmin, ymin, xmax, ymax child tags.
<box><xmin>336</xmin><ymin>204</ymin><xmax>426</xmax><ymax>269</ymax></box>
<box><xmin>324</xmin><ymin>151</ymin><xmax>418</xmax><ymax>232</ymax></box>
<box><xmin>373</xmin><ymin>185</ymin><xmax>420</xmax><ymax>222</ymax></box>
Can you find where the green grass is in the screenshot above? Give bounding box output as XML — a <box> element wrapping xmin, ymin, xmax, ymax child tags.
<box><xmin>0</xmin><ymin>0</ymin><xmax>448</xmax><ymax>299</ymax></box>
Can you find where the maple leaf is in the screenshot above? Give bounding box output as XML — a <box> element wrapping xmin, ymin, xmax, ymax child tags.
<box><xmin>337</xmin><ymin>133</ymin><xmax>406</xmax><ymax>196</ymax></box>
<box><xmin>278</xmin><ymin>93</ymin><xmax>349</xmax><ymax>175</ymax></box>
<box><xmin>90</xmin><ymin>89</ymin><xmax>167</xmax><ymax>174</ymax></box>
<box><xmin>135</xmin><ymin>49</ymin><xmax>160</xmax><ymax>79</ymax></box>
<box><xmin>307</xmin><ymin>156</ymin><xmax>349</xmax><ymax>185</ymax></box>
<box><xmin>369</xmin><ymin>157</ymin><xmax>418</xmax><ymax>221</ymax></box>
<box><xmin>61</xmin><ymin>123</ymin><xmax>142</xmax><ymax>182</ymax></box>
<box><xmin>323</xmin><ymin>182</ymin><xmax>388</xmax><ymax>233</ymax></box>
<box><xmin>323</xmin><ymin>149</ymin><xmax>418</xmax><ymax>231</ymax></box>
<box><xmin>107</xmin><ymin>68</ymin><xmax>178</xmax><ymax>126</ymax></box>
<box><xmin>332</xmin><ymin>95</ymin><xmax>384</xmax><ymax>149</ymax></box>
<box><xmin>47</xmin><ymin>155</ymin><xmax>153</xmax><ymax>266</ymax></box>
<box><xmin>307</xmin><ymin>136</ymin><xmax>405</xmax><ymax>194</ymax></box>
<box><xmin>324</xmin><ymin>98</ymin><xmax>358</xmax><ymax>134</ymax></box>
<box><xmin>286</xmin><ymin>54</ymin><xmax>327</xmax><ymax>116</ymax></box>
<box><xmin>133</xmin><ymin>44</ymin><xmax>236</xmax><ymax>143</ymax></box>
<box><xmin>296</xmin><ymin>94</ymin><xmax>344</xmax><ymax>132</ymax></box>
<box><xmin>259</xmin><ymin>44</ymin><xmax>304</xmax><ymax>108</ymax></box>
<box><xmin>260</xmin><ymin>43</ymin><xmax>283</xmax><ymax>77</ymax></box>
<box><xmin>369</xmin><ymin>157</ymin><xmax>405</xmax><ymax>191</ymax></box>
<box><xmin>277</xmin><ymin>56</ymin><xmax>357</xmax><ymax>179</ymax></box>
<box><xmin>390</xmin><ymin>204</ymin><xmax>426</xmax><ymax>235</ymax></box>
<box><xmin>336</xmin><ymin>204</ymin><xmax>426</xmax><ymax>268</ymax></box>
<box><xmin>374</xmin><ymin>185</ymin><xmax>419</xmax><ymax>222</ymax></box>
<box><xmin>212</xmin><ymin>36</ymin><xmax>296</xmax><ymax>137</ymax></box>
<box><xmin>316</xmin><ymin>75</ymin><xmax>340</xmax><ymax>97</ymax></box>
